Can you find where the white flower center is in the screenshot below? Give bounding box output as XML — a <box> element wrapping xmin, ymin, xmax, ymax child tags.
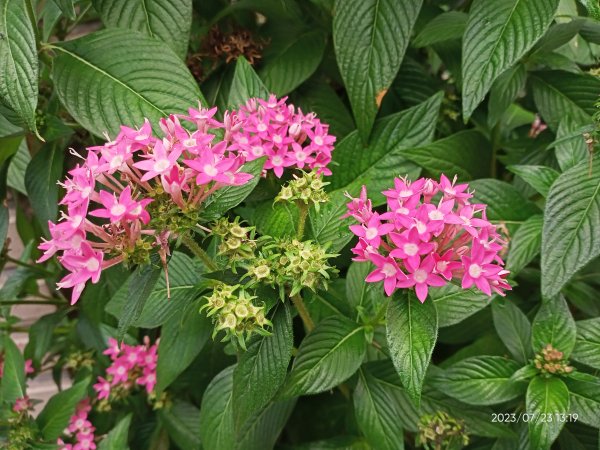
<box><xmin>468</xmin><ymin>264</ymin><xmax>483</xmax><ymax>278</ymax></box>
<box><xmin>183</xmin><ymin>138</ymin><xmax>196</xmax><ymax>147</ymax></box>
<box><xmin>153</xmin><ymin>159</ymin><xmax>170</xmax><ymax>173</ymax></box>
<box><xmin>117</xmin><ymin>366</ymin><xmax>126</xmax><ymax>375</ymax></box>
<box><xmin>429</xmin><ymin>210</ymin><xmax>444</xmax><ymax>220</ymax></box>
<box><xmin>399</xmin><ymin>189</ymin><xmax>413</xmax><ymax>197</ymax></box>
<box><xmin>275</xmin><ymin>113</ymin><xmax>285</xmax><ymax>121</ymax></box>
<box><xmin>110</xmin><ymin>155</ymin><xmax>124</xmax><ymax>169</ymax></box>
<box><xmin>314</xmin><ymin>136</ymin><xmax>324</xmax><ymax>146</ymax></box>
<box><xmin>251</xmin><ymin>146</ymin><xmax>264</xmax><ymax>157</ymax></box>
<box><xmin>365</xmin><ymin>227</ymin><xmax>379</xmax><ymax>240</ymax></box>
<box><xmin>110</xmin><ymin>204</ymin><xmax>126</xmax><ymax>217</ymax></box>
<box><xmin>382</xmin><ymin>263</ymin><xmax>396</xmax><ymax>277</ymax></box>
<box><xmin>257</xmin><ymin>123</ymin><xmax>268</xmax><ymax>132</ymax></box>
<box><xmin>238</xmin><ymin>136</ymin><xmax>248</xmax><ymax>145</ymax></box>
<box><xmin>273</xmin><ymin>135</ymin><xmax>283</xmax><ymax>144</ymax></box>
<box><xmin>414</xmin><ymin>269</ymin><xmax>428</xmax><ymax>283</ymax></box>
<box><xmin>415</xmin><ymin>221</ymin><xmax>427</xmax><ymax>234</ymax></box>
<box><xmin>295</xmin><ymin>151</ymin><xmax>307</xmax><ymax>161</ymax></box>
<box><xmin>203</xmin><ymin>164</ymin><xmax>218</xmax><ymax>177</ymax></box>
<box><xmin>436</xmin><ymin>261</ymin><xmax>448</xmax><ymax>272</ymax></box>
<box><xmin>130</xmin><ymin>205</ymin><xmax>142</xmax><ymax>216</ymax></box>
<box><xmin>81</xmin><ymin>186</ymin><xmax>92</xmax><ymax>198</ymax></box>
<box><xmin>85</xmin><ymin>257</ymin><xmax>99</xmax><ymax>272</ymax></box>
<box><xmin>272</xmin><ymin>156</ymin><xmax>283</xmax><ymax>166</ymax></box>
<box><xmin>395</xmin><ymin>207</ymin><xmax>408</xmax><ymax>215</ymax></box>
<box><xmin>403</xmin><ymin>243</ymin><xmax>419</xmax><ymax>256</ymax></box>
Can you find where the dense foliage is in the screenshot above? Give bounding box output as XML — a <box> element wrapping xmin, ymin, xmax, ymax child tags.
<box><xmin>1</xmin><ymin>0</ymin><xmax>599</xmax><ymax>449</ymax></box>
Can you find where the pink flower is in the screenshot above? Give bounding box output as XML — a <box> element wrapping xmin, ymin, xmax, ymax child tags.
<box><xmin>365</xmin><ymin>254</ymin><xmax>405</xmax><ymax>296</ymax></box>
<box><xmin>93</xmin><ymin>377</ymin><xmax>111</xmax><ymax>400</ymax></box>
<box><xmin>106</xmin><ymin>359</ymin><xmax>129</xmax><ymax>385</ymax></box>
<box><xmin>396</xmin><ymin>255</ymin><xmax>446</xmax><ymax>302</ymax></box>
<box><xmin>13</xmin><ymin>396</ymin><xmax>32</xmax><ymax>413</ymax></box>
<box><xmin>349</xmin><ymin>213</ymin><xmax>394</xmax><ymax>248</ymax></box>
<box><xmin>133</xmin><ymin>139</ymin><xmax>181</xmax><ymax>181</ymax></box>
<box><xmin>389</xmin><ymin>228</ymin><xmax>435</xmax><ymax>268</ymax></box>
<box><xmin>90</xmin><ymin>186</ymin><xmax>140</xmax><ymax>223</ymax></box>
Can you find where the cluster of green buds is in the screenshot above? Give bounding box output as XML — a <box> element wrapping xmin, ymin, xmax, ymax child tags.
<box><xmin>417</xmin><ymin>411</ymin><xmax>469</xmax><ymax>450</ymax></box>
<box><xmin>201</xmin><ymin>283</ymin><xmax>271</xmax><ymax>348</ymax></box>
<box><xmin>246</xmin><ymin>238</ymin><xmax>338</xmax><ymax>297</ymax></box>
<box><xmin>4</xmin><ymin>421</ymin><xmax>37</xmax><ymax>450</ymax></box>
<box><xmin>211</xmin><ymin>217</ymin><xmax>257</xmax><ymax>263</ymax></box>
<box><xmin>64</xmin><ymin>350</ymin><xmax>96</xmax><ymax>371</ymax></box>
<box><xmin>533</xmin><ymin>344</ymin><xmax>574</xmax><ymax>376</ymax></box>
<box><xmin>275</xmin><ymin>170</ymin><xmax>329</xmax><ymax>210</ymax></box>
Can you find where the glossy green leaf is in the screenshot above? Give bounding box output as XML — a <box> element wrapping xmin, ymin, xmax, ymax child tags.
<box><xmin>531</xmin><ymin>71</ymin><xmax>600</xmax><ymax>130</ymax></box>
<box><xmin>156</xmin><ymin>299</ymin><xmax>211</xmax><ymax>392</ymax></box>
<box><xmin>492</xmin><ymin>298</ymin><xmax>532</xmax><ymax>363</ymax></box>
<box><xmin>526</xmin><ymin>376</ymin><xmax>569</xmax><ymax>450</ymax></box>
<box><xmin>308</xmin><ymin>190</ymin><xmax>353</xmax><ymax>253</ymax></box>
<box><xmin>199</xmin><ymin>365</ymin><xmax>236</xmax><ymax>450</ymax></box>
<box><xmin>233</xmin><ymin>304</ymin><xmax>293</xmax><ymax>428</ymax></box>
<box><xmin>37</xmin><ymin>378</ymin><xmax>90</xmax><ymax>440</ymax></box>
<box><xmin>0</xmin><ymin>0</ymin><xmax>39</xmax><ymax>134</ymax></box>
<box><xmin>329</xmin><ymin>92</ymin><xmax>442</xmax><ymax>202</ymax></box>
<box><xmin>402</xmin><ymin>130</ymin><xmax>491</xmax><ymax>180</ymax></box>
<box><xmin>54</xmin><ymin>0</ymin><xmax>75</xmax><ymax>20</ymax></box>
<box><xmin>541</xmin><ymin>157</ymin><xmax>600</xmax><ymax>298</ymax></box>
<box><xmin>488</xmin><ymin>63</ymin><xmax>527</xmax><ymax>126</ymax></box>
<box><xmin>531</xmin><ymin>295</ymin><xmax>576</xmax><ymax>356</ymax></box>
<box><xmin>92</xmin><ymin>0</ymin><xmax>193</xmax><ymax>58</ymax></box>
<box><xmin>386</xmin><ymin>290</ymin><xmax>437</xmax><ymax>405</ymax></box>
<box><xmin>260</xmin><ymin>30</ymin><xmax>326</xmax><ymax>96</ymax></box>
<box><xmin>160</xmin><ymin>401</ymin><xmax>201</xmax><ymax>450</ymax></box>
<box><xmin>508</xmin><ymin>165</ymin><xmax>560</xmax><ymax>198</ymax></box>
<box><xmin>470</xmin><ymin>179</ymin><xmax>540</xmax><ymax>221</ymax></box>
<box><xmin>353</xmin><ymin>367</ymin><xmax>405</xmax><ymax>450</ymax></box>
<box><xmin>507</xmin><ymin>215</ymin><xmax>543</xmax><ymax>274</ymax></box>
<box><xmin>25</xmin><ymin>144</ymin><xmax>64</xmax><ymax>234</ymax></box>
<box><xmin>571</xmin><ymin>318</ymin><xmax>600</xmax><ymax>369</ymax></box>
<box><xmin>52</xmin><ymin>29</ymin><xmax>203</xmax><ymax>137</ymax></box>
<box><xmin>228</xmin><ymin>56</ymin><xmax>269</xmax><ymax>109</ymax></box>
<box><xmin>429</xmin><ymin>284</ymin><xmax>492</xmax><ymax>328</ymax></box>
<box><xmin>6</xmin><ymin>139</ymin><xmax>28</xmax><ymax>194</ymax></box>
<box><xmin>413</xmin><ymin>11</ymin><xmax>467</xmax><ymax>48</ymax></box>
<box><xmin>97</xmin><ymin>414</ymin><xmax>131</xmax><ymax>450</ymax></box>
<box><xmin>555</xmin><ymin>118</ymin><xmax>589</xmax><ymax>172</ymax></box>
<box><xmin>532</xmin><ymin>20</ymin><xmax>584</xmax><ymax>55</ymax></box>
<box><xmin>0</xmin><ymin>336</ymin><xmax>25</xmax><ymax>404</ymax></box>
<box><xmin>333</xmin><ymin>0</ymin><xmax>423</xmax><ymax>141</ymax></box>
<box><xmin>236</xmin><ymin>399</ymin><xmax>296</xmax><ymax>450</ymax></box>
<box><xmin>283</xmin><ymin>315</ymin><xmax>366</xmax><ymax>397</ymax></box>
<box><xmin>462</xmin><ymin>0</ymin><xmax>559</xmax><ymax>119</ymax></box>
<box><xmin>432</xmin><ymin>356</ymin><xmax>525</xmax><ymax>405</ymax></box>
<box><xmin>564</xmin><ymin>375</ymin><xmax>600</xmax><ymax>428</ymax></box>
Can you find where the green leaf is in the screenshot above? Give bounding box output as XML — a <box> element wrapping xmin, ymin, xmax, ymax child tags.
<box><xmin>228</xmin><ymin>57</ymin><xmax>269</xmax><ymax>109</ymax></box>
<box><xmin>25</xmin><ymin>312</ymin><xmax>66</xmax><ymax>368</ymax></box>
<box><xmin>541</xmin><ymin>157</ymin><xmax>600</xmax><ymax>298</ymax></box>
<box><xmin>283</xmin><ymin>315</ymin><xmax>366</xmax><ymax>397</ymax></box>
<box><xmin>333</xmin><ymin>0</ymin><xmax>423</xmax><ymax>141</ymax></box>
<box><xmin>25</xmin><ymin>144</ymin><xmax>64</xmax><ymax>234</ymax></box>
<box><xmin>156</xmin><ymin>300</ymin><xmax>210</xmax><ymax>392</ymax></box>
<box><xmin>531</xmin><ymin>71</ymin><xmax>600</xmax><ymax>130</ymax></box>
<box><xmin>413</xmin><ymin>11</ymin><xmax>467</xmax><ymax>48</ymax></box>
<box><xmin>201</xmin><ymin>157</ymin><xmax>265</xmax><ymax>221</ymax></box>
<box><xmin>470</xmin><ymin>179</ymin><xmax>540</xmax><ymax>221</ymax></box>
<box><xmin>233</xmin><ymin>304</ymin><xmax>293</xmax><ymax>428</ymax></box>
<box><xmin>92</xmin><ymin>0</ymin><xmax>193</xmax><ymax>58</ymax></box>
<box><xmin>6</xmin><ymin>139</ymin><xmax>29</xmax><ymax>194</ymax></box>
<box><xmin>160</xmin><ymin>401</ymin><xmax>201</xmax><ymax>450</ymax></box>
<box><xmin>432</xmin><ymin>356</ymin><xmax>525</xmax><ymax>405</ymax></box>
<box><xmin>531</xmin><ymin>295</ymin><xmax>576</xmax><ymax>356</ymax></box>
<box><xmin>307</xmin><ymin>190</ymin><xmax>353</xmax><ymax>253</ymax></box>
<box><xmin>54</xmin><ymin>0</ymin><xmax>75</xmax><ymax>20</ymax></box>
<box><xmin>51</xmin><ymin>29</ymin><xmax>203</xmax><ymax>137</ymax></box>
<box><xmin>260</xmin><ymin>30</ymin><xmax>326</xmax><ymax>96</ymax></box>
<box><xmin>0</xmin><ymin>110</ymin><xmax>22</xmax><ymax>137</ymax></box>
<box><xmin>507</xmin><ymin>214</ymin><xmax>543</xmax><ymax>275</ymax></box>
<box><xmin>117</xmin><ymin>256</ymin><xmax>162</xmax><ymax>338</ymax></box>
<box><xmin>564</xmin><ymin>376</ymin><xmax>600</xmax><ymax>428</ymax></box>
<box><xmin>0</xmin><ymin>336</ymin><xmax>25</xmax><ymax>404</ymax></box>
<box><xmin>236</xmin><ymin>399</ymin><xmax>296</xmax><ymax>450</ymax></box>
<box><xmin>571</xmin><ymin>318</ymin><xmax>600</xmax><ymax>369</ymax></box>
<box><xmin>0</xmin><ymin>0</ymin><xmax>39</xmax><ymax>134</ymax></box>
<box><xmin>461</xmin><ymin>0</ymin><xmax>559</xmax><ymax>119</ymax></box>
<box><xmin>106</xmin><ymin>252</ymin><xmax>205</xmax><ymax>328</ymax></box>
<box><xmin>402</xmin><ymin>130</ymin><xmax>491</xmax><ymax>180</ymax></box>
<box><xmin>429</xmin><ymin>284</ymin><xmax>492</xmax><ymax>328</ymax></box>
<box><xmin>329</xmin><ymin>92</ymin><xmax>442</xmax><ymax>202</ymax></box>
<box><xmin>97</xmin><ymin>414</ymin><xmax>131</xmax><ymax>450</ymax></box>
<box><xmin>532</xmin><ymin>20</ymin><xmax>584</xmax><ymax>55</ymax></box>
<box><xmin>579</xmin><ymin>0</ymin><xmax>600</xmax><ymax>20</ymax></box>
<box><xmin>199</xmin><ymin>365</ymin><xmax>235</xmax><ymax>450</ymax></box>
<box><xmin>526</xmin><ymin>376</ymin><xmax>570</xmax><ymax>450</ymax></box>
<box><xmin>492</xmin><ymin>298</ymin><xmax>532</xmax><ymax>363</ymax></box>
<box><xmin>488</xmin><ymin>63</ymin><xmax>527</xmax><ymax>127</ymax></box>
<box><xmin>353</xmin><ymin>367</ymin><xmax>405</xmax><ymax>450</ymax></box>
<box><xmin>555</xmin><ymin>118</ymin><xmax>589</xmax><ymax>172</ymax></box>
<box><xmin>37</xmin><ymin>378</ymin><xmax>90</xmax><ymax>440</ymax></box>
<box><xmin>508</xmin><ymin>165</ymin><xmax>560</xmax><ymax>198</ymax></box>
<box><xmin>251</xmin><ymin>201</ymin><xmax>298</xmax><ymax>238</ymax></box>
<box><xmin>386</xmin><ymin>289</ymin><xmax>437</xmax><ymax>405</ymax></box>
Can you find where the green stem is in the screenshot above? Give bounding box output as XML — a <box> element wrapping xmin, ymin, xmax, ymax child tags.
<box><xmin>180</xmin><ymin>234</ymin><xmax>218</xmax><ymax>272</ymax></box>
<box><xmin>296</xmin><ymin>202</ymin><xmax>309</xmax><ymax>240</ymax></box>
<box><xmin>5</xmin><ymin>256</ymin><xmax>53</xmax><ymax>276</ymax></box>
<box><xmin>0</xmin><ymin>300</ymin><xmax>65</xmax><ymax>306</ymax></box>
<box><xmin>291</xmin><ymin>293</ymin><xmax>315</xmax><ymax>332</ymax></box>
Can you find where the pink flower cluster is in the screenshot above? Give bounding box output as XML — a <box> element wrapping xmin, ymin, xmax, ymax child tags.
<box><xmin>37</xmin><ymin>95</ymin><xmax>334</xmax><ymax>304</ymax></box>
<box><xmin>92</xmin><ymin>337</ymin><xmax>157</xmax><ymax>401</ymax></box>
<box><xmin>58</xmin><ymin>399</ymin><xmax>96</xmax><ymax>450</ymax></box>
<box><xmin>345</xmin><ymin>175</ymin><xmax>511</xmax><ymax>302</ymax></box>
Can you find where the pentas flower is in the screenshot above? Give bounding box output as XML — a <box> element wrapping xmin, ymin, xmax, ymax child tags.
<box><xmin>57</xmin><ymin>399</ymin><xmax>96</xmax><ymax>450</ymax></box>
<box><xmin>345</xmin><ymin>175</ymin><xmax>511</xmax><ymax>302</ymax></box>
<box><xmin>38</xmin><ymin>96</ymin><xmax>334</xmax><ymax>304</ymax></box>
